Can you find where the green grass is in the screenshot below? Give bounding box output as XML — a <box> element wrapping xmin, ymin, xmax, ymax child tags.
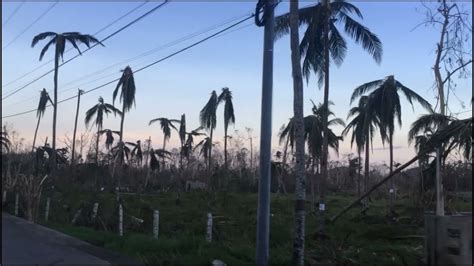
<box><xmin>29</xmin><ymin>191</ymin><xmax>471</xmax><ymax>265</ymax></box>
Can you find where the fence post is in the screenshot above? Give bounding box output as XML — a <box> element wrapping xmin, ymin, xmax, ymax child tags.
<box><xmin>2</xmin><ymin>190</ymin><xmax>6</xmax><ymax>204</ymax></box>
<box><xmin>118</xmin><ymin>204</ymin><xmax>123</xmax><ymax>236</ymax></box>
<box><xmin>206</xmin><ymin>212</ymin><xmax>213</xmax><ymax>243</ymax></box>
<box><xmin>45</xmin><ymin>197</ymin><xmax>50</xmax><ymax>222</ymax></box>
<box><xmin>72</xmin><ymin>209</ymin><xmax>83</xmax><ymax>225</ymax></box>
<box><xmin>91</xmin><ymin>202</ymin><xmax>99</xmax><ymax>221</ymax></box>
<box><xmin>153</xmin><ymin>210</ymin><xmax>159</xmax><ymax>239</ymax></box>
<box><xmin>14</xmin><ymin>193</ymin><xmax>19</xmax><ymax>216</ymax></box>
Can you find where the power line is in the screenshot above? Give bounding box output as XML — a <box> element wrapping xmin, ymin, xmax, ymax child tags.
<box><xmin>2</xmin><ymin>1</ymin><xmax>150</xmax><ymax>89</ymax></box>
<box><xmin>2</xmin><ymin>1</ymin><xmax>25</xmax><ymax>28</ymax></box>
<box><xmin>2</xmin><ymin>14</ymin><xmax>255</xmax><ymax>119</ymax></box>
<box><xmin>2</xmin><ymin>1</ymin><xmax>59</xmax><ymax>51</ymax></box>
<box><xmin>2</xmin><ymin>1</ymin><xmax>169</xmax><ymax>101</ymax></box>
<box><xmin>3</xmin><ymin>11</ymin><xmax>252</xmax><ymax>108</ymax></box>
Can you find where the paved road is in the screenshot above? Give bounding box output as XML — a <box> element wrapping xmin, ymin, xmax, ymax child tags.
<box><xmin>2</xmin><ymin>213</ymin><xmax>140</xmax><ymax>265</ymax></box>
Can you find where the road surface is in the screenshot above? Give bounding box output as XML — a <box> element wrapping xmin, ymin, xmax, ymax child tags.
<box><xmin>2</xmin><ymin>213</ymin><xmax>140</xmax><ymax>265</ymax></box>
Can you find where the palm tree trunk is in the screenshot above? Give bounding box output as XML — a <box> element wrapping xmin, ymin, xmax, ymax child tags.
<box><xmin>51</xmin><ymin>49</ymin><xmax>59</xmax><ymax>170</ymax></box>
<box><xmin>71</xmin><ymin>90</ymin><xmax>82</xmax><ymax>166</ymax></box>
<box><xmin>113</xmin><ymin>104</ymin><xmax>126</xmax><ymax>201</ymax></box>
<box><xmin>389</xmin><ymin>134</ymin><xmax>394</xmax><ymax>213</ymax></box>
<box><xmin>209</xmin><ymin>128</ymin><xmax>213</xmax><ymax>171</ymax></box>
<box><xmin>32</xmin><ymin>116</ymin><xmax>41</xmax><ymax>153</ymax></box>
<box><xmin>162</xmin><ymin>135</ymin><xmax>166</xmax><ymax>168</ymax></box>
<box><xmin>289</xmin><ymin>0</ymin><xmax>306</xmax><ymax>264</ymax></box>
<box><xmin>319</xmin><ymin>0</ymin><xmax>330</xmax><ymax>235</ymax></box>
<box><xmin>95</xmin><ymin>128</ymin><xmax>100</xmax><ymax>165</ymax></box>
<box><xmin>224</xmin><ymin>129</ymin><xmax>228</xmax><ymax>170</ymax></box>
<box><xmin>357</xmin><ymin>151</ymin><xmax>361</xmax><ymax>197</ymax></box>
<box><xmin>364</xmin><ymin>136</ymin><xmax>370</xmax><ymax>206</ymax></box>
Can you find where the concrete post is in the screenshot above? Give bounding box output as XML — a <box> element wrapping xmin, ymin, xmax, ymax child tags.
<box><xmin>45</xmin><ymin>197</ymin><xmax>50</xmax><ymax>222</ymax></box>
<box><xmin>14</xmin><ymin>193</ymin><xmax>19</xmax><ymax>216</ymax></box>
<box><xmin>153</xmin><ymin>210</ymin><xmax>159</xmax><ymax>239</ymax></box>
<box><xmin>91</xmin><ymin>202</ymin><xmax>99</xmax><ymax>221</ymax></box>
<box><xmin>206</xmin><ymin>212</ymin><xmax>213</xmax><ymax>243</ymax></box>
<box><xmin>118</xmin><ymin>204</ymin><xmax>123</xmax><ymax>236</ymax></box>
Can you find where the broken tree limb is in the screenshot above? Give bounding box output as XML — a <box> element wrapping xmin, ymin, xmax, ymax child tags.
<box><xmin>330</xmin><ymin>155</ymin><xmax>419</xmax><ymax>224</ymax></box>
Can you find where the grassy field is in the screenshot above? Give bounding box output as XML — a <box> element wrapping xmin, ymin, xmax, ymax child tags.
<box><xmin>6</xmin><ymin>190</ymin><xmax>472</xmax><ymax>265</ymax></box>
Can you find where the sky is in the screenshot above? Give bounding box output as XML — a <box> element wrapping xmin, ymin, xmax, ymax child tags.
<box><xmin>1</xmin><ymin>1</ymin><xmax>472</xmax><ymax>165</ymax></box>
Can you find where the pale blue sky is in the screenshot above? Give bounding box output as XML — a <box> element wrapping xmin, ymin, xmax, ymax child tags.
<box><xmin>2</xmin><ymin>1</ymin><xmax>472</xmax><ymax>164</ymax></box>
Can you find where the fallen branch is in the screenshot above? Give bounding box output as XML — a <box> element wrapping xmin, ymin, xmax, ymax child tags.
<box><xmin>330</xmin><ymin>155</ymin><xmax>419</xmax><ymax>223</ymax></box>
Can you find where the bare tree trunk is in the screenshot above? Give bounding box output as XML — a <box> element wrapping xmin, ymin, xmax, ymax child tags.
<box><xmin>51</xmin><ymin>48</ymin><xmax>59</xmax><ymax>170</ymax></box>
<box><xmin>71</xmin><ymin>89</ymin><xmax>82</xmax><ymax>166</ymax></box>
<box><xmin>389</xmin><ymin>134</ymin><xmax>394</xmax><ymax>213</ymax></box>
<box><xmin>319</xmin><ymin>0</ymin><xmax>331</xmax><ymax>235</ymax></box>
<box><xmin>224</xmin><ymin>130</ymin><xmax>228</xmax><ymax>170</ymax></box>
<box><xmin>113</xmin><ymin>104</ymin><xmax>126</xmax><ymax>202</ymax></box>
<box><xmin>364</xmin><ymin>135</ymin><xmax>370</xmax><ymax>206</ymax></box>
<box><xmin>357</xmin><ymin>151</ymin><xmax>361</xmax><ymax>197</ymax></box>
<box><xmin>32</xmin><ymin>116</ymin><xmax>41</xmax><ymax>153</ymax></box>
<box><xmin>331</xmin><ymin>154</ymin><xmax>420</xmax><ymax>223</ymax></box>
<box><xmin>209</xmin><ymin>128</ymin><xmax>213</xmax><ymax>171</ymax></box>
<box><xmin>95</xmin><ymin>128</ymin><xmax>100</xmax><ymax>165</ymax></box>
<box><xmin>162</xmin><ymin>135</ymin><xmax>166</xmax><ymax>168</ymax></box>
<box><xmin>289</xmin><ymin>0</ymin><xmax>306</xmax><ymax>264</ymax></box>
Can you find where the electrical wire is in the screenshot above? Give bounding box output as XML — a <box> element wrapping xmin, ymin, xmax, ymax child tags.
<box><xmin>2</xmin><ymin>14</ymin><xmax>255</xmax><ymax>119</ymax></box>
<box><xmin>2</xmin><ymin>1</ymin><xmax>169</xmax><ymax>101</ymax></box>
<box><xmin>2</xmin><ymin>1</ymin><xmax>25</xmax><ymax>28</ymax></box>
<box><xmin>2</xmin><ymin>1</ymin><xmax>150</xmax><ymax>89</ymax></box>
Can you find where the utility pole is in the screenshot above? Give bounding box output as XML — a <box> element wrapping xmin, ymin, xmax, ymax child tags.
<box><xmin>255</xmin><ymin>0</ymin><xmax>276</xmax><ymax>265</ymax></box>
<box><xmin>71</xmin><ymin>89</ymin><xmax>83</xmax><ymax>166</ymax></box>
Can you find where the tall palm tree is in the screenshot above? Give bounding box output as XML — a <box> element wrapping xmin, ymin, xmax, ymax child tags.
<box><xmin>342</xmin><ymin>95</ymin><xmax>380</xmax><ymax>203</ymax></box>
<box><xmin>276</xmin><ymin>0</ymin><xmax>383</xmax><ymax>233</ymax></box>
<box><xmin>31</xmin><ymin>32</ymin><xmax>103</xmax><ymax>169</ymax></box>
<box><xmin>183</xmin><ymin>127</ymin><xmax>206</xmax><ymax>161</ymax></box>
<box><xmin>199</xmin><ymin>91</ymin><xmax>218</xmax><ymax>170</ymax></box>
<box><xmin>32</xmin><ymin>89</ymin><xmax>53</xmax><ymax>153</ymax></box>
<box><xmin>217</xmin><ymin>87</ymin><xmax>235</xmax><ymax>169</ymax></box>
<box><xmin>113</xmin><ymin>66</ymin><xmax>137</xmax><ymax>163</ymax></box>
<box><xmin>351</xmin><ymin>75</ymin><xmax>432</xmax><ymax>213</ymax></box>
<box><xmin>112</xmin><ymin>65</ymin><xmax>136</xmax><ymax>194</ymax></box>
<box><xmin>98</xmin><ymin>129</ymin><xmax>121</xmax><ymax>150</ymax></box>
<box><xmin>288</xmin><ymin>0</ymin><xmax>306</xmax><ymax>263</ymax></box>
<box><xmin>194</xmin><ymin>135</ymin><xmax>213</xmax><ymax>162</ymax></box>
<box><xmin>85</xmin><ymin>97</ymin><xmax>121</xmax><ymax>165</ymax></box>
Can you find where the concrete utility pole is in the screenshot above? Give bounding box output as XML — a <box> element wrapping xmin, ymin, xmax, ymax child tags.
<box><xmin>255</xmin><ymin>0</ymin><xmax>276</xmax><ymax>265</ymax></box>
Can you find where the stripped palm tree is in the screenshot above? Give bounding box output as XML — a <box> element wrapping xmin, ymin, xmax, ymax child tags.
<box><xmin>199</xmin><ymin>91</ymin><xmax>218</xmax><ymax>170</ymax></box>
<box><xmin>178</xmin><ymin>114</ymin><xmax>186</xmax><ymax>168</ymax></box>
<box><xmin>1</xmin><ymin>131</ymin><xmax>11</xmax><ymax>153</ymax></box>
<box><xmin>98</xmin><ymin>129</ymin><xmax>121</xmax><ymax>150</ymax></box>
<box><xmin>351</xmin><ymin>75</ymin><xmax>432</xmax><ymax>213</ymax></box>
<box><xmin>183</xmin><ymin>127</ymin><xmax>206</xmax><ymax>162</ymax></box>
<box><xmin>32</xmin><ymin>88</ymin><xmax>53</xmax><ymax>153</ymax></box>
<box><xmin>112</xmin><ymin>66</ymin><xmax>136</xmax><ymax>195</ymax></box>
<box><xmin>149</xmin><ymin>148</ymin><xmax>172</xmax><ymax>172</ymax></box>
<box><xmin>85</xmin><ymin>97</ymin><xmax>121</xmax><ymax>165</ymax></box>
<box><xmin>217</xmin><ymin>87</ymin><xmax>235</xmax><ymax>169</ymax></box>
<box><xmin>276</xmin><ymin>0</ymin><xmax>383</xmax><ymax>234</ymax></box>
<box><xmin>125</xmin><ymin>140</ymin><xmax>143</xmax><ymax>167</ymax></box>
<box><xmin>342</xmin><ymin>95</ymin><xmax>380</xmax><ymax>203</ymax></box>
<box><xmin>32</xmin><ymin>31</ymin><xmax>103</xmax><ymax>169</ymax></box>
<box><xmin>194</xmin><ymin>135</ymin><xmax>213</xmax><ymax>163</ymax></box>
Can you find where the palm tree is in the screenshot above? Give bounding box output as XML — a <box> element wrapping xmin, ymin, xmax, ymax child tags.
<box><xmin>125</xmin><ymin>140</ymin><xmax>143</xmax><ymax>167</ymax></box>
<box><xmin>1</xmin><ymin>131</ymin><xmax>11</xmax><ymax>153</ymax></box>
<box><xmin>71</xmin><ymin>89</ymin><xmax>84</xmax><ymax>166</ymax></box>
<box><xmin>32</xmin><ymin>88</ymin><xmax>53</xmax><ymax>153</ymax></box>
<box><xmin>31</xmin><ymin>32</ymin><xmax>103</xmax><ymax>169</ymax></box>
<box><xmin>112</xmin><ymin>65</ymin><xmax>136</xmax><ymax>195</ymax></box>
<box><xmin>85</xmin><ymin>97</ymin><xmax>121</xmax><ymax>165</ymax></box>
<box><xmin>113</xmin><ymin>65</ymin><xmax>137</xmax><ymax>163</ymax></box>
<box><xmin>183</xmin><ymin>127</ymin><xmax>206</xmax><ymax>162</ymax></box>
<box><xmin>194</xmin><ymin>135</ymin><xmax>213</xmax><ymax>162</ymax></box>
<box><xmin>149</xmin><ymin>148</ymin><xmax>172</xmax><ymax>172</ymax></box>
<box><xmin>342</xmin><ymin>96</ymin><xmax>380</xmax><ymax>202</ymax></box>
<box><xmin>217</xmin><ymin>87</ymin><xmax>235</xmax><ymax>169</ymax></box>
<box><xmin>148</xmin><ymin>117</ymin><xmax>180</xmax><ymax>151</ymax></box>
<box><xmin>178</xmin><ymin>114</ymin><xmax>186</xmax><ymax>168</ymax></box>
<box><xmin>288</xmin><ymin>0</ymin><xmax>306</xmax><ymax>263</ymax></box>
<box><xmin>351</xmin><ymin>75</ymin><xmax>432</xmax><ymax>213</ymax></box>
<box><xmin>199</xmin><ymin>91</ymin><xmax>218</xmax><ymax>170</ymax></box>
<box><xmin>98</xmin><ymin>129</ymin><xmax>121</xmax><ymax>150</ymax></box>
<box><xmin>276</xmin><ymin>0</ymin><xmax>382</xmax><ymax>233</ymax></box>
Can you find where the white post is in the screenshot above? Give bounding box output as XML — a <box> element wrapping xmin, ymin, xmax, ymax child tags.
<box><xmin>45</xmin><ymin>197</ymin><xmax>50</xmax><ymax>222</ymax></box>
<box><xmin>2</xmin><ymin>190</ymin><xmax>6</xmax><ymax>204</ymax></box>
<box><xmin>91</xmin><ymin>203</ymin><xmax>99</xmax><ymax>221</ymax></box>
<box><xmin>206</xmin><ymin>212</ymin><xmax>213</xmax><ymax>243</ymax></box>
<box><xmin>118</xmin><ymin>204</ymin><xmax>123</xmax><ymax>236</ymax></box>
<box><xmin>72</xmin><ymin>209</ymin><xmax>82</xmax><ymax>224</ymax></box>
<box><xmin>153</xmin><ymin>210</ymin><xmax>159</xmax><ymax>239</ymax></box>
<box><xmin>14</xmin><ymin>193</ymin><xmax>19</xmax><ymax>216</ymax></box>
